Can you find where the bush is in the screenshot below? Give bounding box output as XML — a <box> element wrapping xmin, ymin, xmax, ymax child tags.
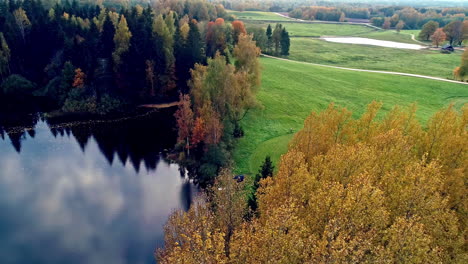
<box><xmin>1</xmin><ymin>74</ymin><xmax>36</xmax><ymax>96</ymax></box>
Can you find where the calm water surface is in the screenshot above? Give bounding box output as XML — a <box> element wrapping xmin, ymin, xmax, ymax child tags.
<box><xmin>0</xmin><ymin>111</ymin><xmax>196</xmax><ymax>264</ymax></box>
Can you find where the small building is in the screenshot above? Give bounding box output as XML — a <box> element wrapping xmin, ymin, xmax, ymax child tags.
<box><xmin>441</xmin><ymin>44</ymin><xmax>454</xmax><ymax>52</ymax></box>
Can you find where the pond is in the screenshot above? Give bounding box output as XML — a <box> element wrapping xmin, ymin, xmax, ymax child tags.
<box><xmin>321</xmin><ymin>37</ymin><xmax>425</xmax><ymax>50</ymax></box>
<box><xmin>0</xmin><ymin>110</ymin><xmax>197</xmax><ymax>264</ymax></box>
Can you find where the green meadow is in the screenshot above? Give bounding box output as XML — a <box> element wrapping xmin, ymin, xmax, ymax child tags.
<box><xmin>233</xmin><ymin>57</ymin><xmax>468</xmax><ymax>175</ymax></box>
<box><xmin>358</xmin><ymin>30</ymin><xmax>421</xmax><ymax>44</ymax></box>
<box><xmin>248</xmin><ymin>22</ymin><xmax>376</xmax><ymax>37</ymax></box>
<box><xmin>228</xmin><ymin>10</ymin><xmax>291</xmax><ymax>21</ymax></box>
<box><xmin>288</xmin><ymin>37</ymin><xmax>461</xmax><ymax>78</ymax></box>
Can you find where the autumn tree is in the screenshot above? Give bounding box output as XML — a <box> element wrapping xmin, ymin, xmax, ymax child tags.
<box><xmin>159</xmin><ymin>103</ymin><xmax>467</xmax><ymax>263</ymax></box>
<box><xmin>463</xmin><ymin>20</ymin><xmax>468</xmax><ymax>43</ymax></box>
<box><xmin>72</xmin><ymin>68</ymin><xmax>86</xmax><ymax>89</ymax></box>
<box><xmin>231</xmin><ymin>20</ymin><xmax>246</xmax><ymax>44</ymax></box>
<box><xmin>0</xmin><ymin>32</ymin><xmax>11</xmax><ymax>79</ymax></box>
<box><xmin>156</xmin><ymin>196</ymin><xmax>228</xmax><ymax>264</ymax></box>
<box><xmin>419</xmin><ymin>21</ymin><xmax>439</xmax><ymax>41</ymax></box>
<box><xmin>457</xmin><ymin>47</ymin><xmax>468</xmax><ymax>81</ymax></box>
<box><xmin>431</xmin><ymin>28</ymin><xmax>446</xmax><ymax>47</ymax></box>
<box><xmin>395</xmin><ymin>20</ymin><xmax>405</xmax><ymax>33</ymax></box>
<box><xmin>174</xmin><ymin>93</ymin><xmax>194</xmax><ymax>152</ymax></box>
<box><xmin>212</xmin><ymin>168</ymin><xmax>248</xmax><ymax>257</ymax></box>
<box><xmin>233</xmin><ymin>33</ymin><xmax>261</xmax><ymax>90</ymax></box>
<box><xmin>112</xmin><ymin>15</ymin><xmax>132</xmax><ymax>72</ymax></box>
<box><xmin>206</xmin><ymin>18</ymin><xmax>232</xmax><ymax>58</ymax></box>
<box><xmin>13</xmin><ymin>8</ymin><xmax>31</xmax><ymax>42</ymax></box>
<box><xmin>382</xmin><ymin>17</ymin><xmax>391</xmax><ymax>29</ymax></box>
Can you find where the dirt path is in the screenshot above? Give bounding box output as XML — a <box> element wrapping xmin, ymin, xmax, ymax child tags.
<box><xmin>409</xmin><ymin>34</ymin><xmax>429</xmax><ymax>46</ymax></box>
<box><xmin>262</xmin><ymin>54</ymin><xmax>468</xmax><ymax>85</ymax></box>
<box><xmin>138</xmin><ymin>101</ymin><xmax>180</xmax><ymax>109</ymax></box>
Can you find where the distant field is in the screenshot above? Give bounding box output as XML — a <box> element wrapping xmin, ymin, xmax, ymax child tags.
<box><xmin>227</xmin><ymin>10</ymin><xmax>291</xmax><ymax>21</ymax></box>
<box><xmin>233</xmin><ymin>57</ymin><xmax>468</xmax><ymax>175</ymax></box>
<box><xmin>246</xmin><ymin>22</ymin><xmax>376</xmax><ymax>37</ymax></box>
<box><xmin>288</xmin><ymin>37</ymin><xmax>460</xmax><ymax>78</ymax></box>
<box><xmin>358</xmin><ymin>30</ymin><xmax>421</xmax><ymax>44</ymax></box>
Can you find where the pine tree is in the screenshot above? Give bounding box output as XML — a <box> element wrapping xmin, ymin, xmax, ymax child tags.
<box><xmin>266</xmin><ymin>24</ymin><xmax>273</xmax><ymax>54</ymax></box>
<box><xmin>99</xmin><ymin>15</ymin><xmax>115</xmax><ymax>58</ymax></box>
<box><xmin>280</xmin><ymin>28</ymin><xmax>290</xmax><ymax>56</ymax></box>
<box><xmin>272</xmin><ymin>24</ymin><xmax>282</xmax><ymax>56</ymax></box>
<box><xmin>249</xmin><ymin>156</ymin><xmax>274</xmax><ymax>211</ymax></box>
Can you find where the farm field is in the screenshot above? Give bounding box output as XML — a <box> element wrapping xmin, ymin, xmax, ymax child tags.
<box><xmin>288</xmin><ymin>37</ymin><xmax>461</xmax><ymax>78</ymax></box>
<box><xmin>358</xmin><ymin>30</ymin><xmax>421</xmax><ymax>44</ymax></box>
<box><xmin>233</xmin><ymin>57</ymin><xmax>468</xmax><ymax>175</ymax></box>
<box><xmin>246</xmin><ymin>21</ymin><xmax>376</xmax><ymax>37</ymax></box>
<box><xmin>228</xmin><ymin>10</ymin><xmax>292</xmax><ymax>21</ymax></box>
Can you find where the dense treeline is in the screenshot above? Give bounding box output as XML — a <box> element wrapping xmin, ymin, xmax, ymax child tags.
<box><xmin>247</xmin><ymin>23</ymin><xmax>289</xmax><ymax>56</ymax></box>
<box><xmin>418</xmin><ymin>20</ymin><xmax>468</xmax><ymax>46</ymax></box>
<box><xmin>370</xmin><ymin>6</ymin><xmax>468</xmax><ymax>30</ymax></box>
<box><xmin>223</xmin><ymin>0</ymin><xmax>468</xmax><ymax>12</ymax></box>
<box><xmin>0</xmin><ymin>0</ymin><xmax>234</xmax><ymax>115</ymax></box>
<box><xmin>286</xmin><ymin>4</ymin><xmax>468</xmax><ymax>29</ymax></box>
<box><xmin>158</xmin><ymin>102</ymin><xmax>467</xmax><ymax>263</ymax></box>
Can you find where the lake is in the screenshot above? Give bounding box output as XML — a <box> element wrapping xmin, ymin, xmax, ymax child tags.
<box><xmin>0</xmin><ymin>110</ymin><xmax>197</xmax><ymax>264</ymax></box>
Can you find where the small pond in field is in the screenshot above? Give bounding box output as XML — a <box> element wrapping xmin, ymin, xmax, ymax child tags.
<box><xmin>0</xmin><ymin>109</ymin><xmax>197</xmax><ymax>264</ymax></box>
<box><xmin>321</xmin><ymin>37</ymin><xmax>425</xmax><ymax>50</ymax></box>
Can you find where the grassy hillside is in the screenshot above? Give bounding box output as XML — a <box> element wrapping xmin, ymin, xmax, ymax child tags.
<box><xmin>233</xmin><ymin>57</ymin><xmax>468</xmax><ymax>175</ymax></box>
<box><xmin>288</xmin><ymin>37</ymin><xmax>461</xmax><ymax>78</ymax></box>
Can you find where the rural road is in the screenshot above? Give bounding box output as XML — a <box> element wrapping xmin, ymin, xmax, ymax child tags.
<box><xmin>262</xmin><ymin>54</ymin><xmax>468</xmax><ymax>85</ymax></box>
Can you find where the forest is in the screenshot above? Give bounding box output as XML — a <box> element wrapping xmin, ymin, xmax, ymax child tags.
<box><xmin>0</xmin><ymin>1</ymin><xmax>466</xmax><ymax>264</ymax></box>
<box><xmin>158</xmin><ymin>103</ymin><xmax>467</xmax><ymax>263</ymax></box>
<box><xmin>0</xmin><ymin>0</ymin><xmax>282</xmax><ymax>117</ymax></box>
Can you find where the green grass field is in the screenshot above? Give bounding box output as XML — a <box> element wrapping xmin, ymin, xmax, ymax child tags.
<box><xmin>227</xmin><ymin>10</ymin><xmax>291</xmax><ymax>21</ymax></box>
<box><xmin>247</xmin><ymin>22</ymin><xmax>376</xmax><ymax>37</ymax></box>
<box><xmin>233</xmin><ymin>57</ymin><xmax>468</xmax><ymax>175</ymax></box>
<box><xmin>358</xmin><ymin>30</ymin><xmax>421</xmax><ymax>44</ymax></box>
<box><xmin>288</xmin><ymin>38</ymin><xmax>461</xmax><ymax>78</ymax></box>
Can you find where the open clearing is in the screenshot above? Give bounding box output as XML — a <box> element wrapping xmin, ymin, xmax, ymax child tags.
<box><xmin>288</xmin><ymin>38</ymin><xmax>460</xmax><ymax>78</ymax></box>
<box><xmin>233</xmin><ymin>57</ymin><xmax>468</xmax><ymax>175</ymax></box>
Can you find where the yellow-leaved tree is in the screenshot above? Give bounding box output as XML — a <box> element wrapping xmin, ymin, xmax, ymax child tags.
<box><xmin>158</xmin><ymin>102</ymin><xmax>467</xmax><ymax>263</ymax></box>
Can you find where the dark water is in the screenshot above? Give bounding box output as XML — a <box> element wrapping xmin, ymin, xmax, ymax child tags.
<box><xmin>0</xmin><ymin>110</ymin><xmax>197</xmax><ymax>264</ymax></box>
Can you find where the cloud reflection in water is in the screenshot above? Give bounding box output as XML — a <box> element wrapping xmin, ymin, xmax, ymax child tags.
<box><xmin>0</xmin><ymin>120</ymin><xmax>196</xmax><ymax>264</ymax></box>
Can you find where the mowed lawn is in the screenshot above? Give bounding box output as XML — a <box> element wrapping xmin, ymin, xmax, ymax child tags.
<box><xmin>247</xmin><ymin>22</ymin><xmax>376</xmax><ymax>37</ymax></box>
<box><xmin>233</xmin><ymin>57</ymin><xmax>468</xmax><ymax>175</ymax></box>
<box><xmin>288</xmin><ymin>37</ymin><xmax>461</xmax><ymax>79</ymax></box>
<box><xmin>228</xmin><ymin>10</ymin><xmax>291</xmax><ymax>21</ymax></box>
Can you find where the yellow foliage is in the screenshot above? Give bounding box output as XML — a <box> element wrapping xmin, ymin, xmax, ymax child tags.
<box><xmin>158</xmin><ymin>102</ymin><xmax>468</xmax><ymax>263</ymax></box>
